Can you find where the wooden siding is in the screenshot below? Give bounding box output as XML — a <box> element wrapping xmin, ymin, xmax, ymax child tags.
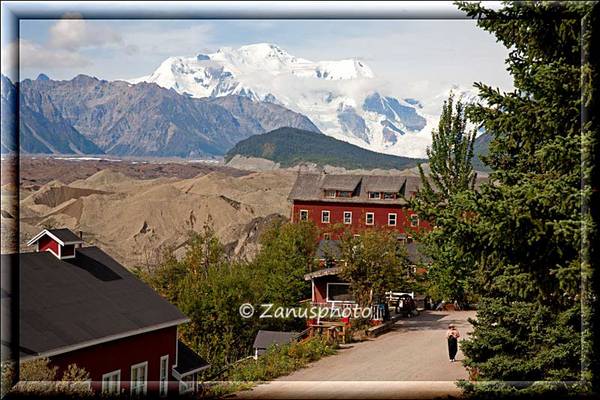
<box><xmin>49</xmin><ymin>326</ymin><xmax>178</xmax><ymax>395</ymax></box>
<box><xmin>292</xmin><ymin>200</ymin><xmax>429</xmax><ymax>239</ymax></box>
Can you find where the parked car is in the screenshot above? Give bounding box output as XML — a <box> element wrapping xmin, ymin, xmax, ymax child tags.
<box><xmin>397</xmin><ymin>294</ymin><xmax>417</xmax><ymax>317</ymax></box>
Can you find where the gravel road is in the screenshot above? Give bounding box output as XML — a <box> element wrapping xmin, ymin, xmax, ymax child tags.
<box><xmin>234</xmin><ymin>310</ymin><xmax>476</xmax><ymax>399</ymax></box>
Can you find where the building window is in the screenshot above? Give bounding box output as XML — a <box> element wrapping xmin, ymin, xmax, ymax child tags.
<box><xmin>299</xmin><ymin>210</ymin><xmax>308</xmax><ymax>221</ymax></box>
<box><xmin>321</xmin><ymin>210</ymin><xmax>331</xmax><ymax>224</ymax></box>
<box><xmin>323</xmin><ymin>233</ymin><xmax>331</xmax><ymax>241</ymax></box>
<box><xmin>366</xmin><ymin>212</ymin><xmax>375</xmax><ymax>225</ymax></box>
<box><xmin>159</xmin><ymin>355</ymin><xmax>169</xmax><ymax>397</ymax></box>
<box><xmin>388</xmin><ymin>213</ymin><xmax>397</xmax><ymax>226</ymax></box>
<box><xmin>343</xmin><ymin>211</ymin><xmax>352</xmax><ymax>224</ymax></box>
<box><xmin>383</xmin><ymin>192</ymin><xmax>396</xmax><ymax>200</ymax></box>
<box><xmin>327</xmin><ymin>283</ymin><xmax>354</xmax><ymax>302</ymax></box>
<box><xmin>337</xmin><ymin>191</ymin><xmax>352</xmax><ymax>198</ymax></box>
<box><xmin>130</xmin><ymin>362</ymin><xmax>148</xmax><ymax>396</ymax></box>
<box><xmin>102</xmin><ymin>370</ymin><xmax>120</xmax><ymax>395</ymax></box>
<box><xmin>368</xmin><ymin>192</ymin><xmax>381</xmax><ymax>199</ymax></box>
<box><xmin>179</xmin><ymin>375</ymin><xmax>195</xmax><ymax>394</ymax></box>
<box><xmin>410</xmin><ymin>214</ymin><xmax>419</xmax><ymax>227</ymax></box>
<box><xmin>325</xmin><ymin>190</ymin><xmax>336</xmax><ymax>198</ymax></box>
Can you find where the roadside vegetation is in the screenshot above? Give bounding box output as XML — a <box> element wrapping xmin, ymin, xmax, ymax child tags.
<box><xmin>203</xmin><ymin>336</ymin><xmax>337</xmax><ymax>397</ymax></box>
<box><xmin>137</xmin><ymin>217</ymin><xmax>420</xmax><ymax>385</ymax></box>
<box><xmin>136</xmin><ymin>219</ymin><xmax>319</xmax><ymax>373</ymax></box>
<box><xmin>1</xmin><ymin>358</ymin><xmax>91</xmax><ymax>398</ymax></box>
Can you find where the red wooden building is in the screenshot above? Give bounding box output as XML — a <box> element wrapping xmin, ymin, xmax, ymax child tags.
<box><xmin>1</xmin><ymin>228</ymin><xmax>209</xmax><ymax>396</ymax></box>
<box><xmin>288</xmin><ymin>174</ymin><xmax>428</xmax><ymax>307</ymax></box>
<box><xmin>289</xmin><ymin>174</ymin><xmax>427</xmax><ymax>239</ymax></box>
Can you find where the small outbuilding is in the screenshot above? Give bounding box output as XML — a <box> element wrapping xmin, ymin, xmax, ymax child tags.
<box><xmin>252</xmin><ymin>330</ymin><xmax>299</xmax><ymax>358</ymax></box>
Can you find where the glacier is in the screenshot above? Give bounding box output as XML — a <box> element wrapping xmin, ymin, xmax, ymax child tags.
<box><xmin>130</xmin><ymin>43</ymin><xmax>444</xmax><ymax>158</ymax></box>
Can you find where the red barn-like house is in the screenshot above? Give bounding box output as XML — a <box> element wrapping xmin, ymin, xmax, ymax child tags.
<box><xmin>1</xmin><ymin>228</ymin><xmax>209</xmax><ymax>396</ymax></box>
<box><xmin>288</xmin><ymin>174</ymin><xmax>428</xmax><ymax>307</ymax></box>
<box><xmin>289</xmin><ymin>174</ymin><xmax>427</xmax><ymax>239</ymax></box>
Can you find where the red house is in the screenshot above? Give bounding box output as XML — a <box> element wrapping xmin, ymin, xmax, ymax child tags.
<box><xmin>1</xmin><ymin>228</ymin><xmax>209</xmax><ymax>396</ymax></box>
<box><xmin>288</xmin><ymin>174</ymin><xmax>428</xmax><ymax>307</ymax></box>
<box><xmin>289</xmin><ymin>174</ymin><xmax>427</xmax><ymax>239</ymax></box>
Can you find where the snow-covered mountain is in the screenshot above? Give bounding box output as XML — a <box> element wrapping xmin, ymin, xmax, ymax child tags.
<box><xmin>130</xmin><ymin>43</ymin><xmax>437</xmax><ymax>158</ymax></box>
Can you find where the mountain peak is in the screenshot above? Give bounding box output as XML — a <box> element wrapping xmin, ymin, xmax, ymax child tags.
<box><xmin>128</xmin><ymin>43</ymin><xmax>430</xmax><ymax>158</ymax></box>
<box><xmin>36</xmin><ymin>73</ymin><xmax>50</xmax><ymax>81</ymax></box>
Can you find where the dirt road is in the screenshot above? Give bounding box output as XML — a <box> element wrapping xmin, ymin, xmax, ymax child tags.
<box><xmin>235</xmin><ymin>310</ymin><xmax>476</xmax><ymax>399</ymax></box>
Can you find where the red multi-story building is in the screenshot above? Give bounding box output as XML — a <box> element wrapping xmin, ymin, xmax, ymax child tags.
<box><xmin>289</xmin><ymin>174</ymin><xmax>427</xmax><ymax>239</ymax></box>
<box><xmin>1</xmin><ymin>228</ymin><xmax>208</xmax><ymax>396</ymax></box>
<box><xmin>288</xmin><ymin>173</ymin><xmax>428</xmax><ymax>307</ymax></box>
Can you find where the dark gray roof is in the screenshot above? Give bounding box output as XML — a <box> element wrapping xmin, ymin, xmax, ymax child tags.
<box><xmin>403</xmin><ymin>176</ymin><xmax>422</xmax><ymax>197</ymax></box>
<box><xmin>253</xmin><ymin>330</ymin><xmax>299</xmax><ymax>350</ymax></box>
<box><xmin>1</xmin><ymin>247</ymin><xmax>188</xmax><ymax>361</ymax></box>
<box><xmin>404</xmin><ymin>241</ymin><xmax>431</xmax><ymax>265</ymax></box>
<box><xmin>362</xmin><ymin>176</ymin><xmax>404</xmax><ymax>193</ymax></box>
<box><xmin>316</xmin><ymin>239</ymin><xmax>341</xmax><ymax>259</ymax></box>
<box><xmin>47</xmin><ymin>228</ymin><xmax>83</xmax><ymax>243</ymax></box>
<box><xmin>315</xmin><ymin>239</ymin><xmax>426</xmax><ymax>264</ymax></box>
<box><xmin>289</xmin><ymin>174</ymin><xmax>410</xmax><ymax>205</ymax></box>
<box><xmin>320</xmin><ymin>175</ymin><xmax>362</xmax><ymax>191</ymax></box>
<box><xmin>173</xmin><ymin>341</ymin><xmax>210</xmax><ymax>377</ymax></box>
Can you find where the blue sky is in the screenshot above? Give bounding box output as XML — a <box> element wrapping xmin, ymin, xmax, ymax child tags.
<box><xmin>10</xmin><ymin>16</ymin><xmax>513</xmax><ymax>112</ymax></box>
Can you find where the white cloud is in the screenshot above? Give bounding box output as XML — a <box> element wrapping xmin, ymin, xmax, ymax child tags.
<box><xmin>19</xmin><ymin>39</ymin><xmax>91</xmax><ymax>69</ymax></box>
<box><xmin>48</xmin><ymin>15</ymin><xmax>123</xmax><ymax>51</ymax></box>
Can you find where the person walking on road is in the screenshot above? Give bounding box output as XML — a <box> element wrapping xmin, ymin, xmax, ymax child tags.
<box><xmin>446</xmin><ymin>324</ymin><xmax>460</xmax><ymax>362</ymax></box>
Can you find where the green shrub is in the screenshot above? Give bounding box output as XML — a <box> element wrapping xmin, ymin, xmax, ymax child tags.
<box><xmin>225</xmin><ymin>336</ymin><xmax>337</xmax><ymax>383</ymax></box>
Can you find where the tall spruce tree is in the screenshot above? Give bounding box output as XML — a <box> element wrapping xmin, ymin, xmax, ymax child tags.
<box><xmin>446</xmin><ymin>1</ymin><xmax>597</xmax><ymax>396</ymax></box>
<box><xmin>412</xmin><ymin>93</ymin><xmax>478</xmax><ymax>304</ymax></box>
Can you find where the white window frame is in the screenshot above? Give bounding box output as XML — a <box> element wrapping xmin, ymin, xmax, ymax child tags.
<box><xmin>130</xmin><ymin>361</ymin><xmax>148</xmax><ymax>396</ymax></box>
<box><xmin>299</xmin><ymin>209</ymin><xmax>309</xmax><ymax>222</ymax></box>
<box><xmin>388</xmin><ymin>213</ymin><xmax>397</xmax><ymax>226</ymax></box>
<box><xmin>410</xmin><ymin>214</ymin><xmax>419</xmax><ymax>227</ymax></box>
<box><xmin>179</xmin><ymin>375</ymin><xmax>195</xmax><ymax>394</ymax></box>
<box><xmin>343</xmin><ymin>211</ymin><xmax>352</xmax><ymax>225</ymax></box>
<box><xmin>101</xmin><ymin>370</ymin><xmax>121</xmax><ymax>395</ymax></box>
<box><xmin>383</xmin><ymin>192</ymin><xmax>395</xmax><ymax>200</ymax></box>
<box><xmin>159</xmin><ymin>355</ymin><xmax>169</xmax><ymax>397</ymax></box>
<box><xmin>368</xmin><ymin>192</ymin><xmax>381</xmax><ymax>199</ymax></box>
<box><xmin>326</xmin><ymin>282</ymin><xmax>354</xmax><ymax>303</ymax></box>
<box><xmin>323</xmin><ymin>233</ymin><xmax>331</xmax><ymax>241</ymax></box>
<box><xmin>321</xmin><ymin>210</ymin><xmax>331</xmax><ymax>224</ymax></box>
<box><xmin>365</xmin><ymin>212</ymin><xmax>375</xmax><ymax>225</ymax></box>
<box><xmin>325</xmin><ymin>190</ymin><xmax>336</xmax><ymax>198</ymax></box>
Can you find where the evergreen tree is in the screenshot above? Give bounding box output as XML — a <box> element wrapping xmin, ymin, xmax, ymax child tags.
<box><xmin>446</xmin><ymin>1</ymin><xmax>597</xmax><ymax>396</ymax></box>
<box><xmin>412</xmin><ymin>93</ymin><xmax>479</xmax><ymax>304</ymax></box>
